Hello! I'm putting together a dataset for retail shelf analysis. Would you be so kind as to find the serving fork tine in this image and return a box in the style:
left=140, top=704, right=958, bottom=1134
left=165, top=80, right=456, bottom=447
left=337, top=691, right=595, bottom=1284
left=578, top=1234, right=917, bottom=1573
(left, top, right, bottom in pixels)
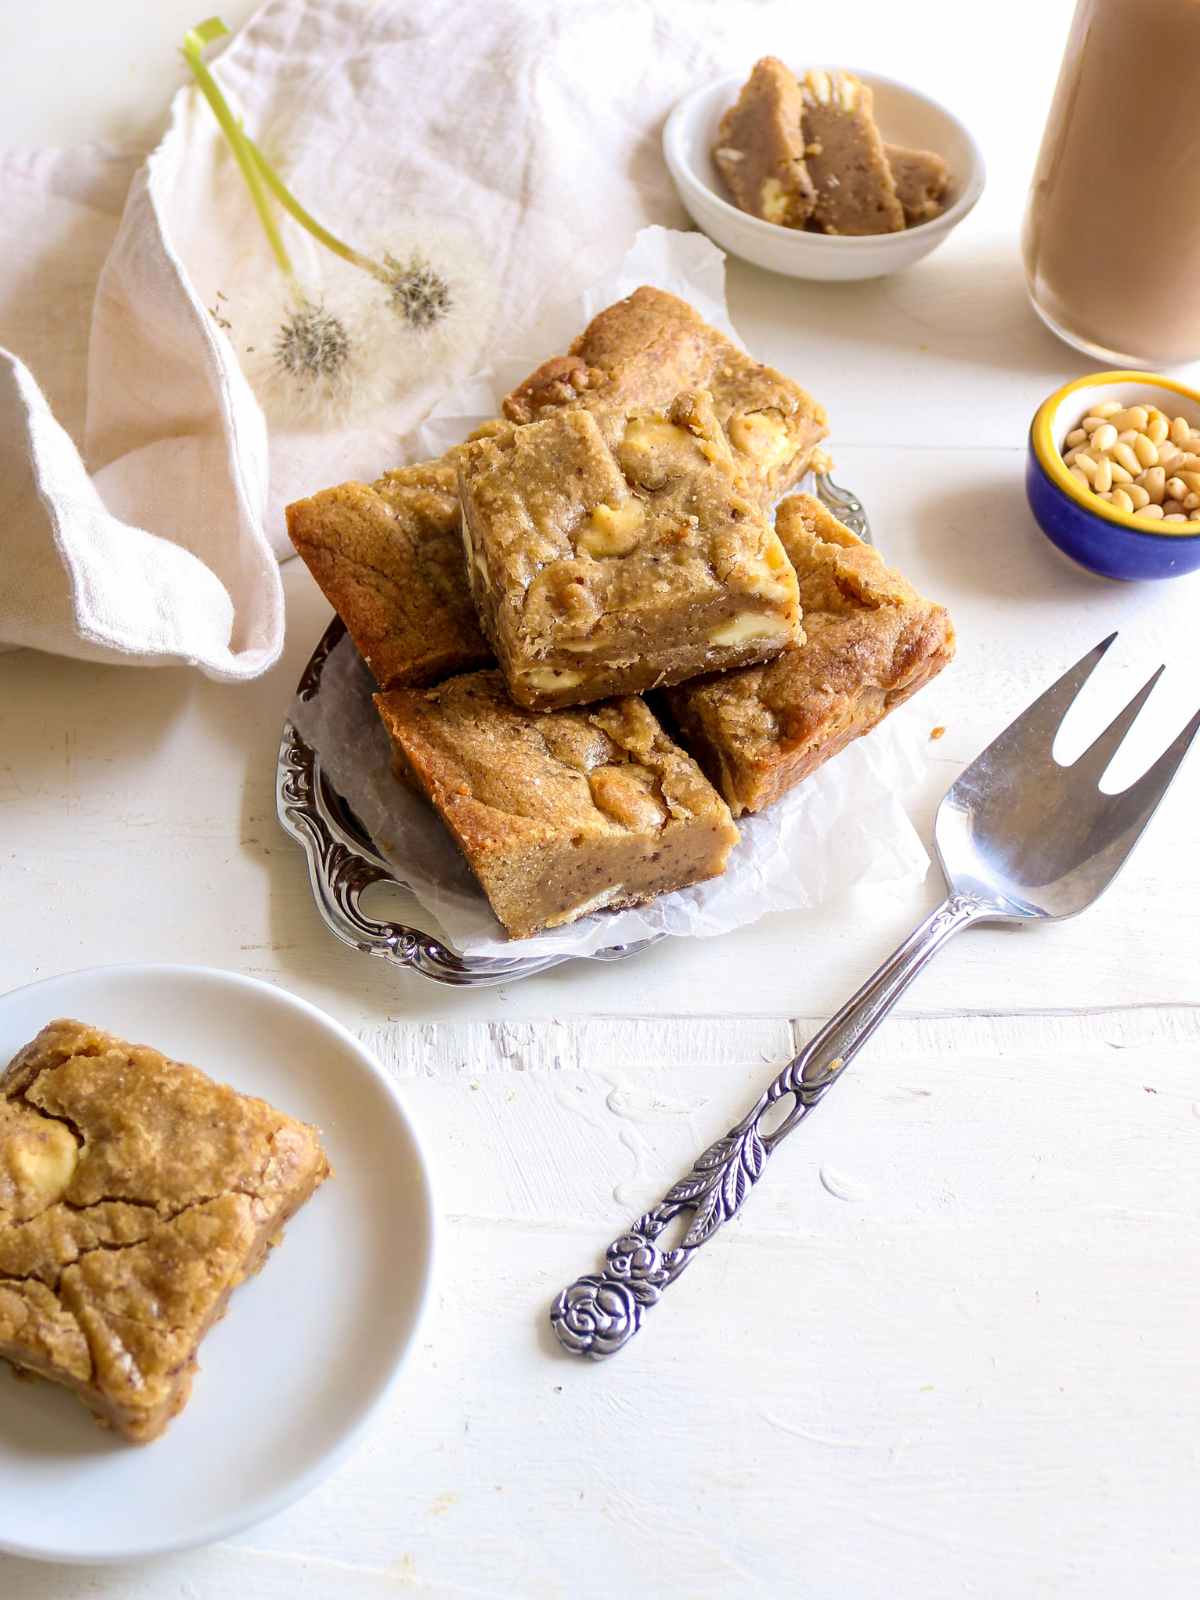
left=551, top=635, right=1200, bottom=1359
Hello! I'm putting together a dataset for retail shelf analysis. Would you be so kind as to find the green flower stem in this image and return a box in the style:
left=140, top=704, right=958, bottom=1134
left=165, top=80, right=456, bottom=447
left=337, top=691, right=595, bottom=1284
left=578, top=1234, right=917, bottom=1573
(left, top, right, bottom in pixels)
left=181, top=18, right=294, bottom=280
left=246, top=138, right=388, bottom=285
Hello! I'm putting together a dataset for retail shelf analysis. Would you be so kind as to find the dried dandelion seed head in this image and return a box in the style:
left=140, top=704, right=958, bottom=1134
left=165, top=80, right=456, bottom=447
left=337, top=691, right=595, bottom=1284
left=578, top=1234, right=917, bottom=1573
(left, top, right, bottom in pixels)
left=365, top=223, right=496, bottom=385
left=385, top=252, right=454, bottom=330
left=233, top=278, right=398, bottom=428
left=273, top=300, right=351, bottom=383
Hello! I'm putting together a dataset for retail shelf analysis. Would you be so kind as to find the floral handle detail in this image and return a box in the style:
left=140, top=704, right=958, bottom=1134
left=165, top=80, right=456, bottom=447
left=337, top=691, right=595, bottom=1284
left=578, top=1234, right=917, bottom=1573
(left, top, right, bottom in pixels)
left=550, top=894, right=988, bottom=1358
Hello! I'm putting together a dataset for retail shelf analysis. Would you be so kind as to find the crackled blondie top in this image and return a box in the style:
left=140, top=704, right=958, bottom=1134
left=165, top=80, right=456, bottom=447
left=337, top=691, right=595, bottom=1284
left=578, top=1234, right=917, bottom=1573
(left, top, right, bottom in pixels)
left=665, top=494, right=954, bottom=815
left=502, top=287, right=827, bottom=506
left=458, top=390, right=802, bottom=711
left=800, top=69, right=905, bottom=236
left=286, top=448, right=493, bottom=690
left=376, top=671, right=738, bottom=938
left=0, top=1020, right=329, bottom=1443
left=713, top=56, right=816, bottom=228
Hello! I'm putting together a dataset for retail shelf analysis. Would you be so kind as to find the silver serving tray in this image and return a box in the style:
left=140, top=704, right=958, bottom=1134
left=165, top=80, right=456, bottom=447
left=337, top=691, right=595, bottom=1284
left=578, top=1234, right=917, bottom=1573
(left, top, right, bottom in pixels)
left=276, top=474, right=870, bottom=988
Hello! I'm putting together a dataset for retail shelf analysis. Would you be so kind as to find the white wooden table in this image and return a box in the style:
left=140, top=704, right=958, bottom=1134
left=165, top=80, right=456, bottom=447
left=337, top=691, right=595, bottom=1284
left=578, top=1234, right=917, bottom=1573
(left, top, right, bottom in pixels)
left=3, top=4, right=1199, bottom=1595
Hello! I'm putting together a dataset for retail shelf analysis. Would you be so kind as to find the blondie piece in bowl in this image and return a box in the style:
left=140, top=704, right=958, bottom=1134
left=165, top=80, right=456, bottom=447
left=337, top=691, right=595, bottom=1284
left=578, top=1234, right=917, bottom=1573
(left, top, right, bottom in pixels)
left=375, top=671, right=739, bottom=939
left=286, top=451, right=492, bottom=690
left=502, top=286, right=827, bottom=507
left=0, top=1020, right=329, bottom=1443
left=458, top=390, right=802, bottom=711
left=713, top=55, right=816, bottom=229
left=800, top=70, right=905, bottom=236
left=665, top=494, right=954, bottom=815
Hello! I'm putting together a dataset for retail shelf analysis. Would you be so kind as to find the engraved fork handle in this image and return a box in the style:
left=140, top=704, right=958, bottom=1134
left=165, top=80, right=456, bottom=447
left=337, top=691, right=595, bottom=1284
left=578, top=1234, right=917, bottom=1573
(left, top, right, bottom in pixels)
left=550, top=892, right=989, bottom=1358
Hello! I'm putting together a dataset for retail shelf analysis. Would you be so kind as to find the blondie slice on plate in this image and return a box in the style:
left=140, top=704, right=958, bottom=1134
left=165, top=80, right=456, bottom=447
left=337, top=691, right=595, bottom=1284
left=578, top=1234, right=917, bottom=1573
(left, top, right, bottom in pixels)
left=375, top=671, right=738, bottom=938
left=665, top=494, right=955, bottom=815
left=0, top=1020, right=329, bottom=1443
left=712, top=55, right=817, bottom=228
left=502, top=286, right=827, bottom=506
left=286, top=450, right=492, bottom=689
left=458, top=391, right=802, bottom=711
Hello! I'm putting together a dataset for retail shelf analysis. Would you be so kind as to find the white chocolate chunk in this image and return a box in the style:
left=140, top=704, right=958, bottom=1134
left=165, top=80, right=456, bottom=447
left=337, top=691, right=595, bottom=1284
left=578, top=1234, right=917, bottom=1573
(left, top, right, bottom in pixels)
left=759, top=178, right=790, bottom=224
left=728, top=411, right=794, bottom=471
left=2, top=1115, right=78, bottom=1215
left=708, top=613, right=789, bottom=648
left=576, top=499, right=645, bottom=558
left=520, top=667, right=584, bottom=693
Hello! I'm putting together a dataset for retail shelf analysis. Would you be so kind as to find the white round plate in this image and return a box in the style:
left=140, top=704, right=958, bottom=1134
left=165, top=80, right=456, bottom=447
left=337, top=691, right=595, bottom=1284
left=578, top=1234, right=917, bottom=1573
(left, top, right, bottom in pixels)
left=0, top=964, right=435, bottom=1564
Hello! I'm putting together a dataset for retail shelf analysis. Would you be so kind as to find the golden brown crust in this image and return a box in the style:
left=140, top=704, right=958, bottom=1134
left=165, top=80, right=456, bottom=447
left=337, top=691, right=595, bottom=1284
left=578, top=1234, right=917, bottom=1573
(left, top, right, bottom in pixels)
left=375, top=671, right=738, bottom=938
left=665, top=494, right=955, bottom=814
left=502, top=287, right=827, bottom=505
left=286, top=454, right=491, bottom=690
left=713, top=56, right=817, bottom=227
left=458, top=391, right=802, bottom=711
left=0, top=1020, right=330, bottom=1443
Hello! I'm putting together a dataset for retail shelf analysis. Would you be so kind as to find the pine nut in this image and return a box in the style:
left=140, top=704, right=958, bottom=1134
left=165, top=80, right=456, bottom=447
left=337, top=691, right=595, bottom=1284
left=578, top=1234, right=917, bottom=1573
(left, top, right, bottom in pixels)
left=1125, top=405, right=1151, bottom=430
left=1164, top=513, right=1187, bottom=522
left=1147, top=414, right=1169, bottom=445
left=1125, top=483, right=1150, bottom=508
left=1095, top=401, right=1123, bottom=417
left=1118, top=429, right=1139, bottom=444
left=1157, top=443, right=1180, bottom=470
left=1185, top=493, right=1200, bottom=510
left=1133, top=434, right=1159, bottom=468
left=1138, top=503, right=1165, bottom=519
left=1074, top=453, right=1100, bottom=482
left=1166, top=477, right=1187, bottom=501
left=1191, top=509, right=1200, bottom=521
left=1092, top=458, right=1113, bottom=493
left=1066, top=428, right=1087, bottom=447
left=1110, top=488, right=1134, bottom=514
left=1140, top=466, right=1167, bottom=503
left=1090, top=423, right=1118, bottom=452
left=1069, top=465, right=1091, bottom=489
left=1109, top=462, right=1134, bottom=484
left=1171, top=416, right=1192, bottom=445
left=1178, top=471, right=1200, bottom=493
left=1174, top=454, right=1200, bottom=471
left=1163, top=500, right=1185, bottom=516
left=1112, top=442, right=1141, bottom=475
left=1082, top=415, right=1106, bottom=433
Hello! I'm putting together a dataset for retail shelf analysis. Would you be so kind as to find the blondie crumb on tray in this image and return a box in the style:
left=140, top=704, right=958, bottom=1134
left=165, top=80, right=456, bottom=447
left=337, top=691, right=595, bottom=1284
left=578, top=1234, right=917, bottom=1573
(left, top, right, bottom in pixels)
left=0, top=1020, right=329, bottom=1443
left=457, top=390, right=802, bottom=711
left=665, top=494, right=955, bottom=815
left=375, top=671, right=738, bottom=938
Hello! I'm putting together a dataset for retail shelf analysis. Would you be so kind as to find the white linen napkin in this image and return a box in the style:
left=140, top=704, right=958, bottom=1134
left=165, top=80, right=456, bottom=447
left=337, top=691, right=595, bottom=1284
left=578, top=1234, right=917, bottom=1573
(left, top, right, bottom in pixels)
left=0, top=0, right=798, bottom=681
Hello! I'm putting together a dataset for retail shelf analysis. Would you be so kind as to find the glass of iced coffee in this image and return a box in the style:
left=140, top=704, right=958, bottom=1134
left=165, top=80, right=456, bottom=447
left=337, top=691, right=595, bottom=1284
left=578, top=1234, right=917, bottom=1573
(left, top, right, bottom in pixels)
left=1023, top=0, right=1200, bottom=367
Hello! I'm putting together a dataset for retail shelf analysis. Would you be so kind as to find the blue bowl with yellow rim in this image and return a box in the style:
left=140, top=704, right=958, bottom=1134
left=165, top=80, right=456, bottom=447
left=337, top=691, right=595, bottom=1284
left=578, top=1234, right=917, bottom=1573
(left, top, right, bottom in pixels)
left=1027, top=371, right=1200, bottom=580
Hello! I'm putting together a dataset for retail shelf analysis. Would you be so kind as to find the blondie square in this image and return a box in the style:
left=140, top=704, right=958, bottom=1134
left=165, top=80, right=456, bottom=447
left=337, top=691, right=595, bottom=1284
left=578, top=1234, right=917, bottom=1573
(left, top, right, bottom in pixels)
left=0, top=1020, right=329, bottom=1443
left=800, top=70, right=905, bottom=235
left=665, top=494, right=954, bottom=815
left=458, top=390, right=802, bottom=711
left=375, top=671, right=738, bottom=938
left=286, top=449, right=492, bottom=689
left=712, top=55, right=817, bottom=228
left=502, top=286, right=827, bottom=506
left=885, top=143, right=950, bottom=226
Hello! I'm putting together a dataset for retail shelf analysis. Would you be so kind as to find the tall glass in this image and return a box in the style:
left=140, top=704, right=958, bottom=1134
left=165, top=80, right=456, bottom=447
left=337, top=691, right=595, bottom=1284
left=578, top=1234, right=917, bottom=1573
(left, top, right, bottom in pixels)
left=1023, top=0, right=1200, bottom=367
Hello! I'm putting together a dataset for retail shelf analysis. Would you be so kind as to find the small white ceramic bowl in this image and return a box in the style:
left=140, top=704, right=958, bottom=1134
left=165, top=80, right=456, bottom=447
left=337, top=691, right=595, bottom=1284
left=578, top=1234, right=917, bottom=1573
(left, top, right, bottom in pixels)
left=663, top=70, right=986, bottom=282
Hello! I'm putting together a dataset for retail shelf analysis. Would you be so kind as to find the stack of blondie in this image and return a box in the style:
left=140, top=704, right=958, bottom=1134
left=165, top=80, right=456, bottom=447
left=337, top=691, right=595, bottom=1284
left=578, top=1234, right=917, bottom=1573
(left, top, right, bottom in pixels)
left=288, top=288, right=954, bottom=939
